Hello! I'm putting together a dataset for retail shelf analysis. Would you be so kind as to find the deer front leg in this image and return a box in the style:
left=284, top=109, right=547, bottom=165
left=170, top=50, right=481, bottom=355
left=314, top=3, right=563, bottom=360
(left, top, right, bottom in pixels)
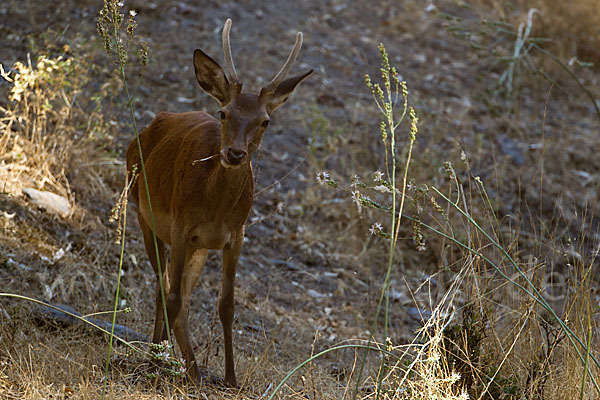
left=172, top=247, right=208, bottom=382
left=220, top=228, right=243, bottom=387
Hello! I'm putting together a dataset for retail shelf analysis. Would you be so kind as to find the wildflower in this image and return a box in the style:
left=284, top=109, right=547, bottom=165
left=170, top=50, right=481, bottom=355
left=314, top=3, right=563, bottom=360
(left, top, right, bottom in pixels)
left=175, top=357, right=187, bottom=375
left=450, top=371, right=461, bottom=383
left=400, top=80, right=407, bottom=99
left=129, top=9, right=137, bottom=16
left=460, top=150, right=467, bottom=162
left=352, top=190, right=362, bottom=212
left=316, top=171, right=329, bottom=185
left=374, top=170, right=384, bottom=182
left=379, top=120, right=388, bottom=143
left=160, top=339, right=171, bottom=350
left=350, top=174, right=360, bottom=188
left=428, top=351, right=440, bottom=363
left=139, top=42, right=149, bottom=69
left=369, top=222, right=383, bottom=236
left=409, top=106, right=418, bottom=141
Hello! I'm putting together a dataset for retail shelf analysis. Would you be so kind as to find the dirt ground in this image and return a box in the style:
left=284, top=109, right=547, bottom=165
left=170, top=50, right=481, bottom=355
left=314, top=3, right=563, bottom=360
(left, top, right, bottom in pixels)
left=1, top=0, right=599, bottom=398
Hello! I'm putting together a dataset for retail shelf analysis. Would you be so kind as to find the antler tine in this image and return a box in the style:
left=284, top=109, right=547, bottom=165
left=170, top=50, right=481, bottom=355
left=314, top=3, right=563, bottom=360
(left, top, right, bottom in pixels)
left=222, top=19, right=239, bottom=83
left=264, top=32, right=303, bottom=92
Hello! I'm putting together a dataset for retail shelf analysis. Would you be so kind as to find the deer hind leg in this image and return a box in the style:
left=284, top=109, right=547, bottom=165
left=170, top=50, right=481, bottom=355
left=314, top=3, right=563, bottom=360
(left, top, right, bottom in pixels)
left=220, top=229, right=243, bottom=387
left=137, top=213, right=169, bottom=343
left=170, top=247, right=208, bottom=382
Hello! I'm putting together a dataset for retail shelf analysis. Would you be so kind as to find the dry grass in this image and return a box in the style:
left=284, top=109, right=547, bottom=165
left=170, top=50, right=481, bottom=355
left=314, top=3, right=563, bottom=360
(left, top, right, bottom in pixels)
left=470, top=0, right=600, bottom=64
left=516, top=0, right=600, bottom=63
left=0, top=36, right=119, bottom=202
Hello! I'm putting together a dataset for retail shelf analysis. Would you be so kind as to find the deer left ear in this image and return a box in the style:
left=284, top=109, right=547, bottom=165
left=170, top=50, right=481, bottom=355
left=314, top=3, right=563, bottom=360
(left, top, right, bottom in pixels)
left=266, top=69, right=313, bottom=114
left=194, top=49, right=231, bottom=106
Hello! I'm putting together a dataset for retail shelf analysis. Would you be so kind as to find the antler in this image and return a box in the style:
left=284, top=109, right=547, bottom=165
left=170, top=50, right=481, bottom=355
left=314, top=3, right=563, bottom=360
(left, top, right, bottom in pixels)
left=222, top=19, right=239, bottom=83
left=263, top=32, right=303, bottom=92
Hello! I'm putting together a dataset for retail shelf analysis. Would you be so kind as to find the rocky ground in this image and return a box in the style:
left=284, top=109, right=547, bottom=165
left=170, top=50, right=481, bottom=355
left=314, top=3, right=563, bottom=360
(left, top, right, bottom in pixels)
left=1, top=0, right=598, bottom=398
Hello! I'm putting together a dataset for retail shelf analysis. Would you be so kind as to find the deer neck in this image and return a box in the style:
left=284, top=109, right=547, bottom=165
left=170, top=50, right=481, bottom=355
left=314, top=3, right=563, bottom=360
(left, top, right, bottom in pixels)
left=210, top=159, right=253, bottom=206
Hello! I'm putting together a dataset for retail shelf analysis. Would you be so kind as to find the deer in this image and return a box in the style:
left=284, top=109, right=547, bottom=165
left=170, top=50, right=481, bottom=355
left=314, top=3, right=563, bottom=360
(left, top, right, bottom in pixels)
left=126, top=19, right=311, bottom=387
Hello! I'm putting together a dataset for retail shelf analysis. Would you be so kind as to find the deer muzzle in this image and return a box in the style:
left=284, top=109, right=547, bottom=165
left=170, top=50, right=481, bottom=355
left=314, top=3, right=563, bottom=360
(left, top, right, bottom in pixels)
left=220, top=147, right=247, bottom=167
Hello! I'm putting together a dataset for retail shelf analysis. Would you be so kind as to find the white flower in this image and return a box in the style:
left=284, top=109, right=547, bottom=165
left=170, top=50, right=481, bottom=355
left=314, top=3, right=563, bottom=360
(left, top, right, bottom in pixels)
left=160, top=339, right=171, bottom=350
left=450, top=371, right=461, bottom=383
left=316, top=171, right=329, bottom=185
left=374, top=170, right=384, bottom=181
left=350, top=174, right=360, bottom=187
left=428, top=351, right=440, bottom=363
left=369, top=222, right=383, bottom=235
left=178, top=358, right=187, bottom=374
left=129, top=9, right=137, bottom=17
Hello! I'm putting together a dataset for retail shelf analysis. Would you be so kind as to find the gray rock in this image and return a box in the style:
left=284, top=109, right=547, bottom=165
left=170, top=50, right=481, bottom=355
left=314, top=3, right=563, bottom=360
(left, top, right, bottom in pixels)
left=22, top=188, right=70, bottom=218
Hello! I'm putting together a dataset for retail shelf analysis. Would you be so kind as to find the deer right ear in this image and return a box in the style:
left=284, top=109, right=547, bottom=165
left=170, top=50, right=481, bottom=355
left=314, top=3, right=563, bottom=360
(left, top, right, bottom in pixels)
left=194, top=49, right=230, bottom=105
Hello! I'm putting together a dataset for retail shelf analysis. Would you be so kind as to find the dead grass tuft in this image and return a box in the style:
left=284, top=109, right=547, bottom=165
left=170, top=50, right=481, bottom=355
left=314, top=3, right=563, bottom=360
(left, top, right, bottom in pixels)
left=520, top=0, right=600, bottom=64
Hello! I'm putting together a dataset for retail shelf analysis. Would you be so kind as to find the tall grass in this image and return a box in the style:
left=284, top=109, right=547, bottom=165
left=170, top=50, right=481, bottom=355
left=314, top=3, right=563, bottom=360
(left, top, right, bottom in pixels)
left=299, top=39, right=599, bottom=399
left=96, top=0, right=180, bottom=395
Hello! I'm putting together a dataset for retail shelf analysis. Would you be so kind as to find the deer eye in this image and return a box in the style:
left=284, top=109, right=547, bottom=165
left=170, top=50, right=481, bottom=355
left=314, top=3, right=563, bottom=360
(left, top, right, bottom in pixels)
left=218, top=110, right=226, bottom=120
left=261, top=119, right=270, bottom=128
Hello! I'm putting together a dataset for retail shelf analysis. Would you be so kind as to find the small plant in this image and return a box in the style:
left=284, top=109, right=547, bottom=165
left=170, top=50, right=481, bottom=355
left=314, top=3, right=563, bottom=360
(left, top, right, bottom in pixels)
left=438, top=5, right=600, bottom=119
left=149, top=340, right=187, bottom=378
left=1, top=53, right=80, bottom=196
left=271, top=43, right=427, bottom=399
left=307, top=104, right=344, bottom=168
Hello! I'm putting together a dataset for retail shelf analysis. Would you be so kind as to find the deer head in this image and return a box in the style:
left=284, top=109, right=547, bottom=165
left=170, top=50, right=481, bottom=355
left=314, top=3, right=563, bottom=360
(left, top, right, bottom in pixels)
left=193, top=19, right=313, bottom=168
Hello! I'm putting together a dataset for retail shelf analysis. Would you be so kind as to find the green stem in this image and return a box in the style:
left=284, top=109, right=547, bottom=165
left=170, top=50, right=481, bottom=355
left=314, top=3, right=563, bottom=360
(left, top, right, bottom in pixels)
left=108, top=9, right=173, bottom=353
left=579, top=301, right=593, bottom=400
left=102, top=187, right=128, bottom=398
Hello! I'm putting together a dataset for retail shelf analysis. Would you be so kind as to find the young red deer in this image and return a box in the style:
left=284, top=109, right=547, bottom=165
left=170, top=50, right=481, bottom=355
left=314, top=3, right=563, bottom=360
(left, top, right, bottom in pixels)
left=126, top=19, right=312, bottom=386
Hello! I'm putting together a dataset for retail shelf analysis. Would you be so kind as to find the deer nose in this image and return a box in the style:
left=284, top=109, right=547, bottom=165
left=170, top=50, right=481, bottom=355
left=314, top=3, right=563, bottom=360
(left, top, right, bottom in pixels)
left=227, top=148, right=247, bottom=164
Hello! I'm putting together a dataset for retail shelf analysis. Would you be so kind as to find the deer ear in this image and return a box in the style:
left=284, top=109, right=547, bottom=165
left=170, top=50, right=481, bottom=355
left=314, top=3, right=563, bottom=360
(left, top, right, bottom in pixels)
left=266, top=69, right=313, bottom=114
left=194, top=49, right=230, bottom=105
